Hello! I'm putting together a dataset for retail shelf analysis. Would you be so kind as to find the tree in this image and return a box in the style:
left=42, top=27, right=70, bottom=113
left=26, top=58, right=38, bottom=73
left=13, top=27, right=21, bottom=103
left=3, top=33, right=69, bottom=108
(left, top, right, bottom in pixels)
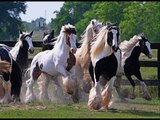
left=0, top=2, right=26, bottom=40
left=50, top=1, right=96, bottom=37
left=120, top=1, right=160, bottom=42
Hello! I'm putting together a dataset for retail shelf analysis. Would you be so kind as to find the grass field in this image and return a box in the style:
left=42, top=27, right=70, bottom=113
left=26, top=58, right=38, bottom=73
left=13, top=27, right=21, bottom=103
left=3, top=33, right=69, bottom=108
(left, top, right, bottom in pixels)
left=0, top=98, right=159, bottom=118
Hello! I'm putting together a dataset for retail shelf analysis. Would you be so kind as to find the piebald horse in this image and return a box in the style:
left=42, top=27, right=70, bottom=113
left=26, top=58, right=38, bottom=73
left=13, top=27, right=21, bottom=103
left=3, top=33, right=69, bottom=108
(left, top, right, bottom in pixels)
left=114, top=33, right=152, bottom=101
left=25, top=24, right=77, bottom=102
left=10, top=30, right=34, bottom=72
left=88, top=23, right=120, bottom=110
left=37, top=19, right=103, bottom=103
left=0, top=46, right=22, bottom=103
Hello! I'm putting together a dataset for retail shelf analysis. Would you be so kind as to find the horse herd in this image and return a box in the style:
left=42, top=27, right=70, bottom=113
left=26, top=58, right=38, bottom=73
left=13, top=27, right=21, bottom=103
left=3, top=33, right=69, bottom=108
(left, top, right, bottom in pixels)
left=0, top=19, right=153, bottom=110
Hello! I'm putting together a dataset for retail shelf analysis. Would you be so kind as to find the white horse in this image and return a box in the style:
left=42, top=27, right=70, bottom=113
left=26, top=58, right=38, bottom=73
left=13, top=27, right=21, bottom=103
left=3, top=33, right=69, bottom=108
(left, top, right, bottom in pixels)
left=25, top=24, right=77, bottom=102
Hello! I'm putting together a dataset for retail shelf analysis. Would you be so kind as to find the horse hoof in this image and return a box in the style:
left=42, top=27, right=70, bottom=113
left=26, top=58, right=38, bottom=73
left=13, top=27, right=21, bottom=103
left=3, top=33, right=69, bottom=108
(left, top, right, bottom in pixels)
left=142, top=92, right=152, bottom=101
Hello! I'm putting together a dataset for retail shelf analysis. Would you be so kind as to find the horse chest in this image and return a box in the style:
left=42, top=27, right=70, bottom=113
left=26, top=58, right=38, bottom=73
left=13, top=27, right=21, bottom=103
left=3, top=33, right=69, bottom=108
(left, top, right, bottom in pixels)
left=95, top=53, right=118, bottom=79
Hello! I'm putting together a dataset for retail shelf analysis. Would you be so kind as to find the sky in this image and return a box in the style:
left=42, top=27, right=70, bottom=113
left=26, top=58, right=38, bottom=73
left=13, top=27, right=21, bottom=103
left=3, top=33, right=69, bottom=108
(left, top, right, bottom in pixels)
left=20, top=1, right=64, bottom=24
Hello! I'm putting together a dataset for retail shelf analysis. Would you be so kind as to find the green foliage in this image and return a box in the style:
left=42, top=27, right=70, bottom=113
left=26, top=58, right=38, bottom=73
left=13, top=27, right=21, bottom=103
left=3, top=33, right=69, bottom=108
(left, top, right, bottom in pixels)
left=50, top=1, right=96, bottom=37
left=120, top=1, right=160, bottom=42
left=0, top=2, right=26, bottom=40
left=49, top=1, right=160, bottom=43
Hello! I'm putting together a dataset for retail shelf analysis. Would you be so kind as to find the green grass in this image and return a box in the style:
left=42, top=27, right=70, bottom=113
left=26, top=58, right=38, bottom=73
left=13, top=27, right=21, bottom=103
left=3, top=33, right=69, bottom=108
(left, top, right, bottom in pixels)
left=0, top=98, right=159, bottom=118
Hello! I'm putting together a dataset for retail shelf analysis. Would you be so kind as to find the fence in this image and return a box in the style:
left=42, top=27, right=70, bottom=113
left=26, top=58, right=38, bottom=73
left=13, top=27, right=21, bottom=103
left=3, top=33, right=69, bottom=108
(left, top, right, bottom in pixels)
left=0, top=41, right=160, bottom=98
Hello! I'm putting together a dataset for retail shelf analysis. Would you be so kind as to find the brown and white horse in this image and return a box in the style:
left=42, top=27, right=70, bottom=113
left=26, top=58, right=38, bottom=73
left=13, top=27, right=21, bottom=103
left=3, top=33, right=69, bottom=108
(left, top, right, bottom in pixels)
left=25, top=24, right=77, bottom=103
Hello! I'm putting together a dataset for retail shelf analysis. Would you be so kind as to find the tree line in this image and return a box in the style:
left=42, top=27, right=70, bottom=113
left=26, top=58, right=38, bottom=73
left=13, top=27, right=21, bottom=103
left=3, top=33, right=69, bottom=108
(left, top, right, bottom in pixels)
left=51, top=1, right=160, bottom=43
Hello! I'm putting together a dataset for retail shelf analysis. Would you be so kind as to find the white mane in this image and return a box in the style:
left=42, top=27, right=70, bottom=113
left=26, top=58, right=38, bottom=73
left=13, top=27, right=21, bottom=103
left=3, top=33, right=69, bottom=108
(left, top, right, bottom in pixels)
left=78, top=19, right=102, bottom=60
left=10, top=40, right=22, bottom=61
left=119, top=35, right=140, bottom=66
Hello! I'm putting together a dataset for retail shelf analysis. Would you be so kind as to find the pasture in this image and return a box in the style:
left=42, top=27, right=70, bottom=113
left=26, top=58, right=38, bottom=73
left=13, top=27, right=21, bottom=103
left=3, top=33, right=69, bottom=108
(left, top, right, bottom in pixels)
left=0, top=31, right=159, bottom=118
left=0, top=98, right=159, bottom=118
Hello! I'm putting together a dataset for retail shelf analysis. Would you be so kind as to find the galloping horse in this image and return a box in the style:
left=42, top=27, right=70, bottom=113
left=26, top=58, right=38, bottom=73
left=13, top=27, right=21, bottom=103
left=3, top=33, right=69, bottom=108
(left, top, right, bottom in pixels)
left=25, top=24, right=77, bottom=103
left=88, top=23, right=120, bottom=110
left=71, top=19, right=103, bottom=102
left=114, top=33, right=152, bottom=101
left=0, top=45, right=22, bottom=103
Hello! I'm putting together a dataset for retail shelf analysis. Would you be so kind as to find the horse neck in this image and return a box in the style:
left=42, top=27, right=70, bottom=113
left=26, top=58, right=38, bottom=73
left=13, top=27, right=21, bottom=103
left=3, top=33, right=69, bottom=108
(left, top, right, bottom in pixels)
left=76, top=27, right=93, bottom=68
left=79, top=27, right=93, bottom=57
left=127, top=46, right=141, bottom=62
left=16, top=47, right=28, bottom=69
left=53, top=33, right=70, bottom=57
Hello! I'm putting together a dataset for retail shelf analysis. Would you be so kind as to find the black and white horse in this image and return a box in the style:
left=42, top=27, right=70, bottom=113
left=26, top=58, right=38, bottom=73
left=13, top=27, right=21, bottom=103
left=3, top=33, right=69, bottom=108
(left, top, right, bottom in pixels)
left=42, top=29, right=57, bottom=51
left=10, top=30, right=34, bottom=73
left=0, top=45, right=22, bottom=103
left=114, top=33, right=152, bottom=101
left=88, top=23, right=120, bottom=110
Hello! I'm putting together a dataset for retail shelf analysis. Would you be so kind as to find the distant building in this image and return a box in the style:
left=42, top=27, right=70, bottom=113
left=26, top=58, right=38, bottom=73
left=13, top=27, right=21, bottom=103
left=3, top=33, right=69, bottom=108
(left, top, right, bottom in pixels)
left=35, top=17, right=46, bottom=29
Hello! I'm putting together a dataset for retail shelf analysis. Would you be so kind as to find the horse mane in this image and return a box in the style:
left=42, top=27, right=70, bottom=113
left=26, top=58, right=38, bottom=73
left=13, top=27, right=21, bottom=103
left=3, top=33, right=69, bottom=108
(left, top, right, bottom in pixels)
left=90, top=26, right=108, bottom=60
left=78, top=19, right=102, bottom=59
left=119, top=35, right=140, bottom=53
left=10, top=39, right=22, bottom=61
left=78, top=24, right=94, bottom=59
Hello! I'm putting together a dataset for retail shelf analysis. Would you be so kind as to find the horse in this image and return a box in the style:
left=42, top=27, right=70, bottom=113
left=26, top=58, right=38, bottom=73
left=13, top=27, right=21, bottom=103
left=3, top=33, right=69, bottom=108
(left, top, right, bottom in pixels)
left=42, top=29, right=57, bottom=51
left=0, top=45, right=22, bottom=103
left=10, top=30, right=34, bottom=73
left=7, top=30, right=34, bottom=102
left=72, top=19, right=103, bottom=100
left=37, top=19, right=103, bottom=103
left=114, top=33, right=152, bottom=101
left=88, top=23, right=120, bottom=110
left=25, top=24, right=77, bottom=103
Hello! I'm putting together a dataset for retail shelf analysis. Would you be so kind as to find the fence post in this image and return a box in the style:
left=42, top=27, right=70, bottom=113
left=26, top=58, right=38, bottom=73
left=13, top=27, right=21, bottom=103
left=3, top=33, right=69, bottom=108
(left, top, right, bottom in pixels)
left=158, top=48, right=160, bottom=99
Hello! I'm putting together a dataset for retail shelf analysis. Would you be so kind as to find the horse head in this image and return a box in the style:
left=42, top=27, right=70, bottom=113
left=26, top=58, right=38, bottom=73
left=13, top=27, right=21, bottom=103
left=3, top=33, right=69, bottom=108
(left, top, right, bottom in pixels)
left=106, top=23, right=119, bottom=52
left=91, top=19, right=103, bottom=38
left=64, top=24, right=77, bottom=54
left=138, top=33, right=152, bottom=59
left=19, top=30, right=34, bottom=54
left=42, top=29, right=55, bottom=45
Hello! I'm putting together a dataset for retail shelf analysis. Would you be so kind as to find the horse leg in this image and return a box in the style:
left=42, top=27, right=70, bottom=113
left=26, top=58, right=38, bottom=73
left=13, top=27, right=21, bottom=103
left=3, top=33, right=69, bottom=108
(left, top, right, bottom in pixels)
left=0, top=80, right=12, bottom=104
left=25, top=64, right=41, bottom=102
left=37, top=73, right=50, bottom=102
left=134, top=71, right=152, bottom=101
left=0, top=79, right=5, bottom=99
left=114, top=75, right=129, bottom=101
left=101, top=76, right=116, bottom=109
left=88, top=69, right=102, bottom=110
left=125, top=74, right=136, bottom=99
left=69, top=66, right=80, bottom=103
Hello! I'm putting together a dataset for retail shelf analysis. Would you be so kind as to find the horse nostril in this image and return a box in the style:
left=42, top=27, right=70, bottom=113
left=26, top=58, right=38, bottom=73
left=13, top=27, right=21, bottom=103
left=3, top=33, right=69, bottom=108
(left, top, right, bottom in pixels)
left=70, top=48, right=77, bottom=54
left=29, top=49, right=34, bottom=54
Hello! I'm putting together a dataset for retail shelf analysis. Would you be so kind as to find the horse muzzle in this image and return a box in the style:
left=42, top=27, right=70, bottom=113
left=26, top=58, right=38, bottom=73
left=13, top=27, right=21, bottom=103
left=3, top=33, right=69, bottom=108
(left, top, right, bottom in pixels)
left=147, top=54, right=152, bottom=59
left=29, top=48, right=34, bottom=54
left=70, top=48, right=77, bottom=54
left=112, top=46, right=119, bottom=52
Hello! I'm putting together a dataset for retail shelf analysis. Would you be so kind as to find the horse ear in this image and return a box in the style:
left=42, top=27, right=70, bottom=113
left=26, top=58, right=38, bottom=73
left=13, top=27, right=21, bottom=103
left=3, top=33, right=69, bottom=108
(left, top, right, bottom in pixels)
left=30, top=31, right=34, bottom=36
left=19, top=30, right=23, bottom=34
